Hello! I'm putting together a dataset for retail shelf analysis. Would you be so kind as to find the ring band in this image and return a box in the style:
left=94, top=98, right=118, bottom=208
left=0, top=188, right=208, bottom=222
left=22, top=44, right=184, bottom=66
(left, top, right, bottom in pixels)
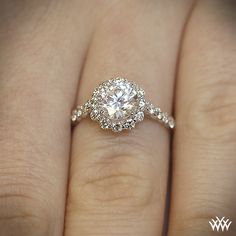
left=71, top=77, right=175, bottom=132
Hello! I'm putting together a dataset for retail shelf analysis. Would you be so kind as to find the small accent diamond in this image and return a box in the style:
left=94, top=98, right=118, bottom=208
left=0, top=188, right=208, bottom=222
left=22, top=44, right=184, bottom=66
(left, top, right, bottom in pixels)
left=112, top=123, right=123, bottom=132
left=135, top=111, right=144, bottom=122
left=168, top=117, right=175, bottom=129
left=90, top=109, right=99, bottom=120
left=71, top=114, right=77, bottom=122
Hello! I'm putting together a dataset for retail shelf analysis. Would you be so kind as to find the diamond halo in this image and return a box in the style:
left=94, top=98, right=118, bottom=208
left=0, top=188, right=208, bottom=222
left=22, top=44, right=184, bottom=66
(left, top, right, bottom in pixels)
left=71, top=77, right=175, bottom=132
left=90, top=77, right=145, bottom=132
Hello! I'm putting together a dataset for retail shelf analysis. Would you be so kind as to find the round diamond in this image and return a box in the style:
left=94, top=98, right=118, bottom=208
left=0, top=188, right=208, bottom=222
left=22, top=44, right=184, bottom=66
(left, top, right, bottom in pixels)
left=71, top=114, right=77, bottom=122
left=168, top=117, right=175, bottom=129
left=98, top=80, right=139, bottom=121
left=112, top=123, right=123, bottom=132
left=90, top=109, right=99, bottom=120
left=135, top=111, right=144, bottom=122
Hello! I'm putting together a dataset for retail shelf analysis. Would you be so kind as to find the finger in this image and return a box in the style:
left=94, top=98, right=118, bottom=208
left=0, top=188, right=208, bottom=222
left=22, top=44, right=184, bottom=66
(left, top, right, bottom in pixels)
left=65, top=1, right=193, bottom=236
left=0, top=1, right=92, bottom=235
left=168, top=1, right=236, bottom=235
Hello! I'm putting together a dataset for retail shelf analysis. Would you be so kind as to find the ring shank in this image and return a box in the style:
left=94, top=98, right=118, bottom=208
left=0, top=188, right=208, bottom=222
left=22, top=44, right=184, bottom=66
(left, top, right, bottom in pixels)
left=71, top=100, right=175, bottom=130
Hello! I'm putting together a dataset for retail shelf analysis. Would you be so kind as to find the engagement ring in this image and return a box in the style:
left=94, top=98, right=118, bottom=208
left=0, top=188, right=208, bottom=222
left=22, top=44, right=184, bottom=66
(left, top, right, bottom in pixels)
left=71, top=77, right=175, bottom=132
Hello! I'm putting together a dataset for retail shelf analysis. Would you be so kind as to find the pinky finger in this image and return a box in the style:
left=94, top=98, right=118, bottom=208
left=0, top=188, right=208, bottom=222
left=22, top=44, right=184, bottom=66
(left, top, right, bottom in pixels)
left=168, top=1, right=236, bottom=235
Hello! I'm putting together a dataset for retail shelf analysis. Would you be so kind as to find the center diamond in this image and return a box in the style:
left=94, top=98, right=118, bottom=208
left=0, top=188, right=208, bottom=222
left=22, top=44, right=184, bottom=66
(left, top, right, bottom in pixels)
left=100, top=80, right=138, bottom=121
left=91, top=78, right=145, bottom=131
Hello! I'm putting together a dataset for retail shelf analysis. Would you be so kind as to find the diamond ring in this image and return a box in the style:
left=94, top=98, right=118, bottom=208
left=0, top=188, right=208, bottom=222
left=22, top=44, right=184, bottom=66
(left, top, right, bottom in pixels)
left=71, top=77, right=175, bottom=132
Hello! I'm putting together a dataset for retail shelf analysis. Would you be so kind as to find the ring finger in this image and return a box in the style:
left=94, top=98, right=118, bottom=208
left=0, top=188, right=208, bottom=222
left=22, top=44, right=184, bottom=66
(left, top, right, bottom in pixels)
left=65, top=1, right=193, bottom=236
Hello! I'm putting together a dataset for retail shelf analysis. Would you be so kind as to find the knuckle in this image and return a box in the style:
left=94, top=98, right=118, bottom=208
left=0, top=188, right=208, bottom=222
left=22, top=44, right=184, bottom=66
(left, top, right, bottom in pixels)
left=69, top=148, right=155, bottom=211
left=184, top=80, right=236, bottom=141
left=171, top=195, right=235, bottom=235
left=0, top=189, right=50, bottom=235
left=172, top=218, right=211, bottom=235
left=0, top=161, right=56, bottom=235
left=68, top=125, right=162, bottom=213
left=173, top=215, right=225, bottom=235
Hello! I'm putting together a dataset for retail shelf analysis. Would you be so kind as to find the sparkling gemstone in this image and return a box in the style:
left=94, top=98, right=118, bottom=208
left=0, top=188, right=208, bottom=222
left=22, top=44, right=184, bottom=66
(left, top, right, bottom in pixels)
left=168, top=117, right=175, bottom=129
left=98, top=80, right=139, bottom=121
left=77, top=109, right=83, bottom=117
left=100, top=120, right=110, bottom=129
left=124, top=119, right=135, bottom=129
left=135, top=111, right=144, bottom=122
left=90, top=109, right=99, bottom=120
left=162, top=112, right=169, bottom=124
left=146, top=103, right=155, bottom=114
left=71, top=114, right=77, bottom=122
left=112, top=123, right=123, bottom=132
left=157, top=112, right=163, bottom=120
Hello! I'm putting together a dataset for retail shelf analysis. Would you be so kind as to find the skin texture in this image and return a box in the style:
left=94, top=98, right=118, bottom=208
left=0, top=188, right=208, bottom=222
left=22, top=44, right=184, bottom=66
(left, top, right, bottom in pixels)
left=0, top=0, right=235, bottom=236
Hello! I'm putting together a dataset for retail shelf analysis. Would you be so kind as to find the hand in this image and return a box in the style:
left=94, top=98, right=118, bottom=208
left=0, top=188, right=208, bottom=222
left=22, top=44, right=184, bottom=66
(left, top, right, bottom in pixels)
left=0, top=1, right=235, bottom=235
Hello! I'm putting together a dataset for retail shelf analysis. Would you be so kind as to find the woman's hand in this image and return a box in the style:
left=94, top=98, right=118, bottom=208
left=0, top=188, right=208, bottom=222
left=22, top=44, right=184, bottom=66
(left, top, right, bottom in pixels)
left=0, top=1, right=236, bottom=235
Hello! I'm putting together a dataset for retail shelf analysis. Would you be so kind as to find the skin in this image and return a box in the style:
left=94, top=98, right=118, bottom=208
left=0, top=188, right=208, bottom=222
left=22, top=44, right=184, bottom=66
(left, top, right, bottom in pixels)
left=0, top=0, right=235, bottom=235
